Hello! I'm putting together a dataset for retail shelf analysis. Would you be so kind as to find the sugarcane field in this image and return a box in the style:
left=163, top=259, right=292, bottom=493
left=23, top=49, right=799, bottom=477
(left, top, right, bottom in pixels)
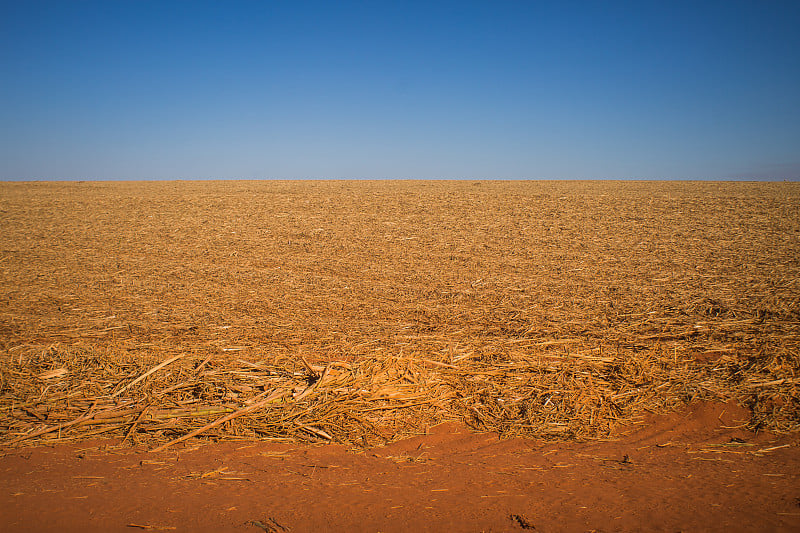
left=1, top=180, right=798, bottom=532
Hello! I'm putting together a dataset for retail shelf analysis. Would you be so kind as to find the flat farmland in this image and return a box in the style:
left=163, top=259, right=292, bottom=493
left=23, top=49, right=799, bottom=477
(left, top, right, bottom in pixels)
left=2, top=180, right=800, bottom=532
left=0, top=180, right=798, bottom=448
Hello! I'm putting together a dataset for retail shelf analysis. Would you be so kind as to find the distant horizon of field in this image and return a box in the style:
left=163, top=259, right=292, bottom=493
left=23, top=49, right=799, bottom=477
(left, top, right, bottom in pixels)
left=2, top=177, right=799, bottom=183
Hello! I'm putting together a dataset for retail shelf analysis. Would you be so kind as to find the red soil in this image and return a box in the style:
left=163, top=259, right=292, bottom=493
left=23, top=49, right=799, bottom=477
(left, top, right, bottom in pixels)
left=1, top=402, right=798, bottom=532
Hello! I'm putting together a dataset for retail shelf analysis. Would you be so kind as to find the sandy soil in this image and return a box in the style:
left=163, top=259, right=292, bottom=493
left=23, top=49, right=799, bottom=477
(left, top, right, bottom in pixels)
left=1, top=402, right=798, bottom=532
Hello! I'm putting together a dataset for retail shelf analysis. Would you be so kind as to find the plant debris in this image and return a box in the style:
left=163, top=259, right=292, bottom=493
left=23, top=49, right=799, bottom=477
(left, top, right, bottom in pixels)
left=1, top=180, right=798, bottom=449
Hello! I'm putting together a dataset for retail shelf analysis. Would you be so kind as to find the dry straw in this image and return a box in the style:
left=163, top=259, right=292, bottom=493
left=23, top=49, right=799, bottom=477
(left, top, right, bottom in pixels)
left=1, top=180, right=798, bottom=449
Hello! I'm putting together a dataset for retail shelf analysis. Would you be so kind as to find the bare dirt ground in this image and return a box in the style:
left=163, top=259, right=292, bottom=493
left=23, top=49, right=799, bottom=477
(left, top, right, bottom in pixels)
left=2, top=402, right=798, bottom=533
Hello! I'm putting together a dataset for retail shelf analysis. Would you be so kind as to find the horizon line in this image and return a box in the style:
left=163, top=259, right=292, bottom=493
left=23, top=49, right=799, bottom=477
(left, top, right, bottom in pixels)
left=2, top=177, right=799, bottom=183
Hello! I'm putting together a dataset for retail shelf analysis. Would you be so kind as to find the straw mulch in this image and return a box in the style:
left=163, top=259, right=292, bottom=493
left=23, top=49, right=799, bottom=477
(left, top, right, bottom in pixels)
left=0, top=180, right=798, bottom=449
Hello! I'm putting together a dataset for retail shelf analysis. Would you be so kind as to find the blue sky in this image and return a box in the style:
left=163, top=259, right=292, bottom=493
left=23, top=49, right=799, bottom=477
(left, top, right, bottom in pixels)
left=1, top=1, right=799, bottom=180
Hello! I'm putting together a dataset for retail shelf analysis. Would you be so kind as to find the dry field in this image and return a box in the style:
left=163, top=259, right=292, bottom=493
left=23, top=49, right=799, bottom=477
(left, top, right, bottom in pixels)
left=1, top=180, right=798, bottom=449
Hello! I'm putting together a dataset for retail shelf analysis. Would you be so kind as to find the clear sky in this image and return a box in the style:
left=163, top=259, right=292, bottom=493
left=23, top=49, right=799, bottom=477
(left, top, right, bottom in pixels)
left=1, top=0, right=799, bottom=180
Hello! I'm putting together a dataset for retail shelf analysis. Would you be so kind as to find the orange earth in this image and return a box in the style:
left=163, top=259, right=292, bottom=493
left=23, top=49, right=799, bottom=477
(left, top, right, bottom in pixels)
left=2, top=401, right=798, bottom=532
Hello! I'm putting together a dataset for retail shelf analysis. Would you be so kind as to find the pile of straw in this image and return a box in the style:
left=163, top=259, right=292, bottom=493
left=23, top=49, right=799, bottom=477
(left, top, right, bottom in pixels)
left=1, top=338, right=797, bottom=449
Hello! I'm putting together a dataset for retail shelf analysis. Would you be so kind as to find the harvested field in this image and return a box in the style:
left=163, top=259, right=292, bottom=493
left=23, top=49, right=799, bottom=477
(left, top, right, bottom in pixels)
left=1, top=180, right=798, bottom=449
